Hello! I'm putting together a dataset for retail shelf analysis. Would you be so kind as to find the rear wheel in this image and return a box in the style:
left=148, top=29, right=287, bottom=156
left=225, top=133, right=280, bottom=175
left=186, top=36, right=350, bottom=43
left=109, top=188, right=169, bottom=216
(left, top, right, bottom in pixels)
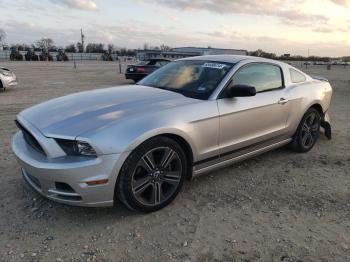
left=116, top=136, right=187, bottom=212
left=291, top=108, right=321, bottom=152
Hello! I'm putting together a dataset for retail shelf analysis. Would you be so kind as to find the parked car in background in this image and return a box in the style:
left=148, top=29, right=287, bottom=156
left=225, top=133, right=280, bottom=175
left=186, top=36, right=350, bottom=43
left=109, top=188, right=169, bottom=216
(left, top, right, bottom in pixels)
left=313, top=61, right=327, bottom=65
left=12, top=55, right=332, bottom=212
left=0, top=67, right=18, bottom=91
left=125, top=59, right=170, bottom=82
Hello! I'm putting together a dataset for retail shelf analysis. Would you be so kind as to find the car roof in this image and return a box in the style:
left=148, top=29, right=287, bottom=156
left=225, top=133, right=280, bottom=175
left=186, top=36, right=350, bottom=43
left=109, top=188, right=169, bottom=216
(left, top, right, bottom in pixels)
left=178, top=55, right=286, bottom=66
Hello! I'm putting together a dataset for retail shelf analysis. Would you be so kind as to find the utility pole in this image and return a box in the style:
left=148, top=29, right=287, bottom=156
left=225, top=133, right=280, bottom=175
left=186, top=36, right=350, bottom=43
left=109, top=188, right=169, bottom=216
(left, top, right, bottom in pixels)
left=81, top=28, right=85, bottom=53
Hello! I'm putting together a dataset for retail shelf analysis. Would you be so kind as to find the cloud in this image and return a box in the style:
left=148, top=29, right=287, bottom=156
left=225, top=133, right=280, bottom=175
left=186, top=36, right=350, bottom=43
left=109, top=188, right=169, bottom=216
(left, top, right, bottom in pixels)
left=329, top=0, right=350, bottom=8
left=2, top=20, right=79, bottom=45
left=2, top=18, right=350, bottom=57
left=141, top=0, right=329, bottom=27
left=49, top=0, right=98, bottom=11
left=198, top=28, right=350, bottom=57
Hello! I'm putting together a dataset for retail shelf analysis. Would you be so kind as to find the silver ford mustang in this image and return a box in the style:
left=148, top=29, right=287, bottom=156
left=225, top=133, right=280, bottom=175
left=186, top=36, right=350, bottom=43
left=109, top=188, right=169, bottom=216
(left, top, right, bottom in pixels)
left=11, top=55, right=332, bottom=212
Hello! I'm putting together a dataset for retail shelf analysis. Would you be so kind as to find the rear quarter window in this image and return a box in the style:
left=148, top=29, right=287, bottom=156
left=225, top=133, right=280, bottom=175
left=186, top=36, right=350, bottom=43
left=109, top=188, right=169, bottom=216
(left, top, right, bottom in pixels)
left=290, top=68, right=306, bottom=83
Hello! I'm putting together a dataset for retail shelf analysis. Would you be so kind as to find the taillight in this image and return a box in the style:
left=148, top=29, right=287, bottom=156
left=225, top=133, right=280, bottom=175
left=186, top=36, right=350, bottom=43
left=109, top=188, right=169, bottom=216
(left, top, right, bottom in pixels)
left=137, top=67, right=145, bottom=73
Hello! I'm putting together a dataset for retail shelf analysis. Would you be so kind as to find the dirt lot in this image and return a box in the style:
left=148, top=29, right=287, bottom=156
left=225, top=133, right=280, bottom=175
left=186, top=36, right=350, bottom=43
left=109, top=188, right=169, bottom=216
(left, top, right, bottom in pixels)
left=0, top=61, right=349, bottom=262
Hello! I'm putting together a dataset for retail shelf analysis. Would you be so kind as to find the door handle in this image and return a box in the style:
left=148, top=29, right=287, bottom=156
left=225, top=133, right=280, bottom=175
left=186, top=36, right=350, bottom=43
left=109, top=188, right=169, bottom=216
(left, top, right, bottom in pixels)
left=278, top=98, right=289, bottom=105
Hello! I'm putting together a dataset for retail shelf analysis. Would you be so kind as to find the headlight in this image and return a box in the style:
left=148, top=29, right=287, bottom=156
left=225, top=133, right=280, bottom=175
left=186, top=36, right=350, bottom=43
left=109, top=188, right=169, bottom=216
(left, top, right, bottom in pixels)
left=55, top=139, right=97, bottom=156
left=0, top=70, right=12, bottom=77
left=76, top=141, right=97, bottom=156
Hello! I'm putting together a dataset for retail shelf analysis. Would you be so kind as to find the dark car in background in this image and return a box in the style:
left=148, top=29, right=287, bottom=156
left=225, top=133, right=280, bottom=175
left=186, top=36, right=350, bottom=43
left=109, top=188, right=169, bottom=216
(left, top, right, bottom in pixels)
left=125, top=59, right=170, bottom=82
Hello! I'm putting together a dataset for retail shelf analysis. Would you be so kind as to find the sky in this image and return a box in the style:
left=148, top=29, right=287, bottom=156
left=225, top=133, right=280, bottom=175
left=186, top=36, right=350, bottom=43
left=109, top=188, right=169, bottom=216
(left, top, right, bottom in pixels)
left=0, top=0, right=349, bottom=57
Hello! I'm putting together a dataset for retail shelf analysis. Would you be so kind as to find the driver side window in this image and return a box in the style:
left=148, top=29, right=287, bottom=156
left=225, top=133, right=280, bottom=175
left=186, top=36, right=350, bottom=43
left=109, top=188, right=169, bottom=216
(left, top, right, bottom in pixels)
left=231, top=63, right=283, bottom=93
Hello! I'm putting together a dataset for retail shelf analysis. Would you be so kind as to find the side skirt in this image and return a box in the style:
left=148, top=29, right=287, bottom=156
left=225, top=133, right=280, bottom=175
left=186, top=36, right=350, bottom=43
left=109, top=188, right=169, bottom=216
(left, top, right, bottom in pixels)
left=192, top=138, right=292, bottom=178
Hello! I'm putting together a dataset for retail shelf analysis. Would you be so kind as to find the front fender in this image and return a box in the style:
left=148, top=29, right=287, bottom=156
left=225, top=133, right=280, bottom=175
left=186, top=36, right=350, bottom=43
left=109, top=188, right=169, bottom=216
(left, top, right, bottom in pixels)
left=122, top=127, right=197, bottom=156
left=78, top=100, right=219, bottom=164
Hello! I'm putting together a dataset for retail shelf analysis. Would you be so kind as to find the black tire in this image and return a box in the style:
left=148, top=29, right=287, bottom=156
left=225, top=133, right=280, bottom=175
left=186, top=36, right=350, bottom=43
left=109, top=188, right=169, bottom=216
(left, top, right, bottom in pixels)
left=291, top=108, right=321, bottom=153
left=116, top=136, right=187, bottom=213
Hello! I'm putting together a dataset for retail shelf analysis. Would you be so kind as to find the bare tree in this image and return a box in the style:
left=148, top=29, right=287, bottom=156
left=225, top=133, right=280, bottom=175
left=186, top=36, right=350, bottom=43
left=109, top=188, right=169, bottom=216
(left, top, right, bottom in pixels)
left=160, top=44, right=171, bottom=51
left=86, top=43, right=105, bottom=53
left=0, top=28, right=6, bottom=45
left=65, top=44, right=77, bottom=53
left=36, top=38, right=54, bottom=52
left=76, top=42, right=84, bottom=53
left=107, top=44, right=115, bottom=54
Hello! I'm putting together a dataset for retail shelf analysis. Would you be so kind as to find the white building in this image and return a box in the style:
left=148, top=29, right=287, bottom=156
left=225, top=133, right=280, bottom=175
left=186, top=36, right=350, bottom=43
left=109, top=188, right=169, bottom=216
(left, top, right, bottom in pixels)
left=171, top=47, right=247, bottom=56
left=135, top=47, right=248, bottom=61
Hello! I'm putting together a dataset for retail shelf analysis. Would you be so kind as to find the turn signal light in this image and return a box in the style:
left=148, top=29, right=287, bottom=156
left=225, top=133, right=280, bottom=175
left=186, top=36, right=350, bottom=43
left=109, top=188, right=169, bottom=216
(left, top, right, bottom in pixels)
left=86, top=179, right=109, bottom=186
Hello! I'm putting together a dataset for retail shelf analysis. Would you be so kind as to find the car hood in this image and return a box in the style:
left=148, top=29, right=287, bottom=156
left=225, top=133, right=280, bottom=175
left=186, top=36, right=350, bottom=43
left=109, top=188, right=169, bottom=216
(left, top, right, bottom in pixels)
left=18, top=85, right=198, bottom=138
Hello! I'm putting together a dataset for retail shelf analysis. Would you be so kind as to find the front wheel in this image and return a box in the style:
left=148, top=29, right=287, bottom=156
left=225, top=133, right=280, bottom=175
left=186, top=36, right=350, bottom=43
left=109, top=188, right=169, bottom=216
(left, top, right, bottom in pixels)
left=116, top=136, right=187, bottom=212
left=291, top=108, right=321, bottom=153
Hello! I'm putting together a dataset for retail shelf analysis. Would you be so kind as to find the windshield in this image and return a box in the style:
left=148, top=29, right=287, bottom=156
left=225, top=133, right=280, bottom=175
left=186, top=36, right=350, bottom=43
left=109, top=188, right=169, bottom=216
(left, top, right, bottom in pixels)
left=138, top=60, right=234, bottom=99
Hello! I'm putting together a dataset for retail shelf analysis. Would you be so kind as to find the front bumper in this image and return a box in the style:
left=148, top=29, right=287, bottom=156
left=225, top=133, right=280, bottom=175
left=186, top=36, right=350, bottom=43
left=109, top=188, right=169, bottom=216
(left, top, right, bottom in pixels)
left=125, top=73, right=147, bottom=81
left=12, top=131, right=121, bottom=207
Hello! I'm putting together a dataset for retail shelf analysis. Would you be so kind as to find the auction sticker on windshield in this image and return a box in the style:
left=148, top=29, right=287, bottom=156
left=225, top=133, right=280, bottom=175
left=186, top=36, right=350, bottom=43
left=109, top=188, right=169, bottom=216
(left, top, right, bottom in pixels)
left=202, top=63, right=227, bottom=69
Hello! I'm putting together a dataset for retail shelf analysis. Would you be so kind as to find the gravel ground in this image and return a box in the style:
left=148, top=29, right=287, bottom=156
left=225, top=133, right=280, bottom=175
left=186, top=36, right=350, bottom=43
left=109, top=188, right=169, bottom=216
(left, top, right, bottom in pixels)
left=0, top=61, right=349, bottom=262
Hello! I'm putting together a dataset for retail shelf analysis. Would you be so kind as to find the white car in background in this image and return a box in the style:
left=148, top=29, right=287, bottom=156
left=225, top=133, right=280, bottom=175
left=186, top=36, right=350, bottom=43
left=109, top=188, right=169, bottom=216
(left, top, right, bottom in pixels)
left=0, top=67, right=18, bottom=91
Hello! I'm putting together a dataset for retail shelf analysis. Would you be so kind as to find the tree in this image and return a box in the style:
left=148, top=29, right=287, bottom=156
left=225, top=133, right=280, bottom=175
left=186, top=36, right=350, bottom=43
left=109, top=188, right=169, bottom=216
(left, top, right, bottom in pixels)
left=107, top=44, right=115, bottom=54
left=248, top=49, right=276, bottom=59
left=0, top=29, right=6, bottom=45
left=160, top=44, right=171, bottom=51
left=36, top=38, right=54, bottom=52
left=127, top=49, right=135, bottom=56
left=86, top=43, right=105, bottom=53
left=118, top=47, right=127, bottom=56
left=65, top=44, right=77, bottom=53
left=77, top=42, right=84, bottom=53
left=343, top=56, right=350, bottom=62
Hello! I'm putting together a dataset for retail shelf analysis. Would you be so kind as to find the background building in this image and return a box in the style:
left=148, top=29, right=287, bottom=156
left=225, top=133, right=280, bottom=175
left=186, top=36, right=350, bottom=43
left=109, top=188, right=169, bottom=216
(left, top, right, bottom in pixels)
left=171, top=47, right=247, bottom=56
left=136, top=47, right=248, bottom=61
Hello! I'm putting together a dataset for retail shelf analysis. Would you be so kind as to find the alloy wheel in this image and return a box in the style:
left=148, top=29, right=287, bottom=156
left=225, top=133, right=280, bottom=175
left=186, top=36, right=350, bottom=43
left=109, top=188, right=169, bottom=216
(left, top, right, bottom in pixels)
left=301, top=112, right=320, bottom=149
left=131, top=147, right=182, bottom=207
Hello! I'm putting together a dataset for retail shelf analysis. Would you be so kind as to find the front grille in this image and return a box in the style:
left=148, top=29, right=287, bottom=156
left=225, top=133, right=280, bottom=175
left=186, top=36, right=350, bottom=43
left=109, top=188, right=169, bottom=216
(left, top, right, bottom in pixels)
left=15, top=120, right=46, bottom=156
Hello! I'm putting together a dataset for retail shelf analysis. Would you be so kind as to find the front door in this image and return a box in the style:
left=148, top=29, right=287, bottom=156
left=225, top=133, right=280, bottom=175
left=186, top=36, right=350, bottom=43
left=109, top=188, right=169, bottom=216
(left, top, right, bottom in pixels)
left=217, top=62, right=291, bottom=155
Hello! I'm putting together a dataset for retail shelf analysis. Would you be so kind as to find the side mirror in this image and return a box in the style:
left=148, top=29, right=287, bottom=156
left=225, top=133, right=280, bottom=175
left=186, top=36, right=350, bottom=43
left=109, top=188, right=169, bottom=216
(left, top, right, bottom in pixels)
left=226, top=84, right=256, bottom=98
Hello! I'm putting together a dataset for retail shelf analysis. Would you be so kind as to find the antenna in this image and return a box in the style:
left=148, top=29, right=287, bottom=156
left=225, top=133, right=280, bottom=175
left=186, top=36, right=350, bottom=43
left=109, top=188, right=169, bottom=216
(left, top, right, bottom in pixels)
left=81, top=28, right=85, bottom=53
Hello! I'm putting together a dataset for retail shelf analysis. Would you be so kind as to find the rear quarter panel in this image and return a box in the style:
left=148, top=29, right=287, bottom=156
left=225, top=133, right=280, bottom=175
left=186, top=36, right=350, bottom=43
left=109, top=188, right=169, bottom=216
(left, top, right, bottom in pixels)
left=285, top=78, right=332, bottom=136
